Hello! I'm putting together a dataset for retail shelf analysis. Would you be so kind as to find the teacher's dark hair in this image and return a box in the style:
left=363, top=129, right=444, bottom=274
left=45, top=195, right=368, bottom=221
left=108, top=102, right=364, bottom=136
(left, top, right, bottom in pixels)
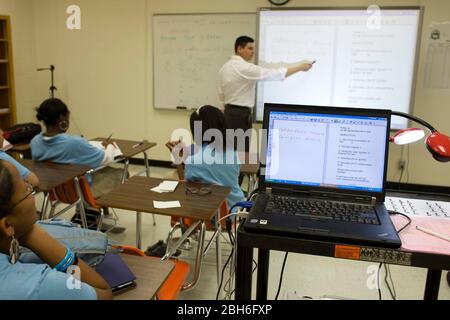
left=235, top=36, right=254, bottom=53
left=35, top=98, right=69, bottom=127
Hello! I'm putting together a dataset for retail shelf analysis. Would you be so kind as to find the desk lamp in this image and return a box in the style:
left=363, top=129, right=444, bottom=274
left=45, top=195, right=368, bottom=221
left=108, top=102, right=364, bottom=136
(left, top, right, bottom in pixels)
left=390, top=111, right=450, bottom=162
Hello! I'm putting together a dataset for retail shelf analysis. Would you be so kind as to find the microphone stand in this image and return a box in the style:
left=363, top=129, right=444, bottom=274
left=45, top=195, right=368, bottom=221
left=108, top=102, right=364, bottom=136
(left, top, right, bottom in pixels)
left=37, top=65, right=57, bottom=98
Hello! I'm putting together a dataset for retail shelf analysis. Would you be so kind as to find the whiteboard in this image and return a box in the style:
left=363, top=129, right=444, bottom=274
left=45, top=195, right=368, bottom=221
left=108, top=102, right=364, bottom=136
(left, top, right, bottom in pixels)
left=153, top=13, right=256, bottom=110
left=256, top=7, right=423, bottom=129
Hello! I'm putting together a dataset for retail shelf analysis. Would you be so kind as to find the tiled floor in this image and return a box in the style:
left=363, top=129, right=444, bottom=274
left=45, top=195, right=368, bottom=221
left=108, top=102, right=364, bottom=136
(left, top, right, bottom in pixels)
left=35, top=164, right=450, bottom=300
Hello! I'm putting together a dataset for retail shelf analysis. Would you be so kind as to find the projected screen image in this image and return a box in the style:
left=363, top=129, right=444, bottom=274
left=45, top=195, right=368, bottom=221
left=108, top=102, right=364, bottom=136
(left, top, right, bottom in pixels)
left=256, top=8, right=422, bottom=129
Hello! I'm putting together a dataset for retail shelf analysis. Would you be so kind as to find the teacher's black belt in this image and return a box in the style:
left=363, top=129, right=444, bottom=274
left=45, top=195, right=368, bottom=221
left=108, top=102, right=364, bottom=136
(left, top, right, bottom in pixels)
left=225, top=104, right=251, bottom=110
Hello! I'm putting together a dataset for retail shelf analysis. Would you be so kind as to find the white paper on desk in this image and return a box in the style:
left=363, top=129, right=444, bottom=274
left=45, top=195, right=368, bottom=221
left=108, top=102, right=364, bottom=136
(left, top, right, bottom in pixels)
left=159, top=181, right=178, bottom=191
left=151, top=181, right=178, bottom=193
left=391, top=215, right=450, bottom=255
left=153, top=201, right=181, bottom=209
left=89, top=140, right=123, bottom=159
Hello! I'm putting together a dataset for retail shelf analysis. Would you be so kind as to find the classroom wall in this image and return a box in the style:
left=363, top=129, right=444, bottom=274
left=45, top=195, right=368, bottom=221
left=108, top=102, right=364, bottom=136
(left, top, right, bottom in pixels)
left=0, top=0, right=39, bottom=124
left=8, top=0, right=450, bottom=186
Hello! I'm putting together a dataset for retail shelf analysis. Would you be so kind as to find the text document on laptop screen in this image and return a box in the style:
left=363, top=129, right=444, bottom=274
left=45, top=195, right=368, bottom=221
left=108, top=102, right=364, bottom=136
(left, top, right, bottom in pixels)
left=265, top=111, right=388, bottom=192
left=256, top=8, right=422, bottom=129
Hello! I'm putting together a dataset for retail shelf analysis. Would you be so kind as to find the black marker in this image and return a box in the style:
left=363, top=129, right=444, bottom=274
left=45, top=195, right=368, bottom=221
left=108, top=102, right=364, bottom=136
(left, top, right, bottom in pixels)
left=176, top=106, right=187, bottom=110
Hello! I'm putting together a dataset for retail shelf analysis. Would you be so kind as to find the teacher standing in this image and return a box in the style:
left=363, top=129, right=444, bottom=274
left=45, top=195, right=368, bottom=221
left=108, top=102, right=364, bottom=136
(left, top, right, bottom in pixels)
left=218, top=35, right=313, bottom=152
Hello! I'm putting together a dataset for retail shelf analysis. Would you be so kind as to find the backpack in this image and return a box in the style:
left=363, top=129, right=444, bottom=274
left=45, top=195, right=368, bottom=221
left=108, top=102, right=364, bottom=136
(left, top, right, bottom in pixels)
left=3, top=123, right=42, bottom=144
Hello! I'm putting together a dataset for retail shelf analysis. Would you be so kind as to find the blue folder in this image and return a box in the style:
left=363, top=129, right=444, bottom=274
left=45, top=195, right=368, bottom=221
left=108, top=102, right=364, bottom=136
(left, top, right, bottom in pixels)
left=95, top=253, right=136, bottom=293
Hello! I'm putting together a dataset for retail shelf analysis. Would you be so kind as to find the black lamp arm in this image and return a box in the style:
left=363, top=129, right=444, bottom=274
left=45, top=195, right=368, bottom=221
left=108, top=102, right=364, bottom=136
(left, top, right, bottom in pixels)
left=391, top=111, right=437, bottom=133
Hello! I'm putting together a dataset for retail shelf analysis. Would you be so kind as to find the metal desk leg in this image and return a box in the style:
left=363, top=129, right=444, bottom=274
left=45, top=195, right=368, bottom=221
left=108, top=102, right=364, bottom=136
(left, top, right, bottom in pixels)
left=181, top=222, right=206, bottom=291
left=121, top=159, right=130, bottom=184
left=248, top=174, right=255, bottom=195
left=235, top=242, right=254, bottom=300
left=256, top=249, right=270, bottom=300
left=74, top=177, right=88, bottom=229
left=143, top=151, right=150, bottom=177
left=424, top=269, right=442, bottom=300
left=143, top=151, right=156, bottom=226
left=40, top=192, right=49, bottom=220
left=136, top=212, right=142, bottom=250
left=215, top=209, right=222, bottom=288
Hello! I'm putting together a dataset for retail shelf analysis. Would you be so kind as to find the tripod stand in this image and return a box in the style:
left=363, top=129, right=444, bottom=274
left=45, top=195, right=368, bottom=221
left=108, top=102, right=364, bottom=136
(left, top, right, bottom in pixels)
left=37, top=65, right=57, bottom=98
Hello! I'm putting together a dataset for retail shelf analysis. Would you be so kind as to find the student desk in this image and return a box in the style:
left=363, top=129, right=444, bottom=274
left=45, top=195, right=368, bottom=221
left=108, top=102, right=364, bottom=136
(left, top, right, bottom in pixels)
left=235, top=187, right=450, bottom=301
left=114, top=254, right=174, bottom=300
left=18, top=159, right=91, bottom=226
left=96, top=176, right=231, bottom=290
left=9, top=143, right=31, bottom=159
left=91, top=138, right=157, bottom=183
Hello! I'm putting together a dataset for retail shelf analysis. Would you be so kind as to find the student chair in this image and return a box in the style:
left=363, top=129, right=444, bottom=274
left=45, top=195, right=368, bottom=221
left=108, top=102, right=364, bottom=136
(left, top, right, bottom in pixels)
left=114, top=245, right=190, bottom=300
left=163, top=163, right=234, bottom=290
left=45, top=175, right=112, bottom=231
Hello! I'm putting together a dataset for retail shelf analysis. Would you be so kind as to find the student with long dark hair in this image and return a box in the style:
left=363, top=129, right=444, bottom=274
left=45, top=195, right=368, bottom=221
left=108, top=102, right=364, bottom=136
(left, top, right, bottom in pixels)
left=167, top=105, right=245, bottom=208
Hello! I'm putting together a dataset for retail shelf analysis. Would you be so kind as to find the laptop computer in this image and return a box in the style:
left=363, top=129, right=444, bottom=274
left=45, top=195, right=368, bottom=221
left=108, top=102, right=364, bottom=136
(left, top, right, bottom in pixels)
left=244, top=104, right=401, bottom=248
left=95, top=253, right=137, bottom=294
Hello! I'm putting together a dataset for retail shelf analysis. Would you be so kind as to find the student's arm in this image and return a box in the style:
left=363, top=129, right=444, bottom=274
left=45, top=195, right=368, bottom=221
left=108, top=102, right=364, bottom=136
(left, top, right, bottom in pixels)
left=0, top=151, right=39, bottom=186
left=20, top=224, right=113, bottom=300
left=74, top=138, right=105, bottom=168
left=285, top=62, right=313, bottom=77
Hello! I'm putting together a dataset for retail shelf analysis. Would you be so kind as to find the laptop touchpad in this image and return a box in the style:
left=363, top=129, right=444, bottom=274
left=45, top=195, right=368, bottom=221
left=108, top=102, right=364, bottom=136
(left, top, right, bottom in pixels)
left=298, top=226, right=330, bottom=233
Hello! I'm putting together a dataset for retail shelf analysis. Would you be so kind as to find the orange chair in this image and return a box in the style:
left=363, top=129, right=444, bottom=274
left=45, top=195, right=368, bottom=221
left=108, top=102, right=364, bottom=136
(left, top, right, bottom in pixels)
left=46, top=176, right=110, bottom=230
left=114, top=245, right=190, bottom=300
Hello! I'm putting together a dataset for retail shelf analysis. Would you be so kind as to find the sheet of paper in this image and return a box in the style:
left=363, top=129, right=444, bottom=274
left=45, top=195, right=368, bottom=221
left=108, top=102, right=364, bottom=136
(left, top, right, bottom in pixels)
left=153, top=200, right=181, bottom=209
left=1, top=139, right=12, bottom=151
left=89, top=140, right=123, bottom=159
left=150, top=181, right=179, bottom=193
left=158, top=180, right=179, bottom=192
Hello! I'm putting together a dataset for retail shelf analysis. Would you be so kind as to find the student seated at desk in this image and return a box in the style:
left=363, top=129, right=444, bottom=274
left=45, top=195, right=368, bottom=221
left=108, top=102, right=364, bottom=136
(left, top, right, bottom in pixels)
left=166, top=105, right=245, bottom=209
left=0, top=129, right=39, bottom=187
left=30, top=98, right=121, bottom=198
left=0, top=160, right=112, bottom=300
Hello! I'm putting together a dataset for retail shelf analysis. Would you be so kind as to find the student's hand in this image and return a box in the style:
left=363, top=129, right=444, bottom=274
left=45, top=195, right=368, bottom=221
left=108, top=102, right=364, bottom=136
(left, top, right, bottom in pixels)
left=101, top=140, right=115, bottom=148
left=165, top=140, right=187, bottom=164
left=165, top=140, right=179, bottom=152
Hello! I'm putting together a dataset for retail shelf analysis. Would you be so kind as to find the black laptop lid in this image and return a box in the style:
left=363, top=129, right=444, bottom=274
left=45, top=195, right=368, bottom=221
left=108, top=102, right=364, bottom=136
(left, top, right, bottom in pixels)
left=261, top=104, right=391, bottom=202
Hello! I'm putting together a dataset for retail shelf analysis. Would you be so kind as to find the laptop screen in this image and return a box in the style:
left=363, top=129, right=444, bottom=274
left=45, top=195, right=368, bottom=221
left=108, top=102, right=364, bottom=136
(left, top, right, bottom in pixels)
left=264, top=105, right=389, bottom=193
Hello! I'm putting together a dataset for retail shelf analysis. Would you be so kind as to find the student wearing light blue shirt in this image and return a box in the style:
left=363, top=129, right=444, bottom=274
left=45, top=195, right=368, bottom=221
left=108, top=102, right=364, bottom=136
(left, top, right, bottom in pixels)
left=30, top=98, right=121, bottom=199
left=0, top=160, right=112, bottom=300
left=166, top=105, right=245, bottom=209
left=30, top=98, right=114, bottom=168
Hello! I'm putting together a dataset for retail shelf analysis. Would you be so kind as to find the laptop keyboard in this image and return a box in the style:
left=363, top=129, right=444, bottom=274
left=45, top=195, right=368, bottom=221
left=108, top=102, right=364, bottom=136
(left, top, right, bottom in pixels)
left=266, top=195, right=380, bottom=225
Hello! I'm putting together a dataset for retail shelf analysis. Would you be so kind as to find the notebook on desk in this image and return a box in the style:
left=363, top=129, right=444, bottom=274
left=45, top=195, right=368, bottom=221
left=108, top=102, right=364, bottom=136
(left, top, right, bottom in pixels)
left=95, top=253, right=136, bottom=294
left=244, top=104, right=401, bottom=248
left=89, top=140, right=123, bottom=159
